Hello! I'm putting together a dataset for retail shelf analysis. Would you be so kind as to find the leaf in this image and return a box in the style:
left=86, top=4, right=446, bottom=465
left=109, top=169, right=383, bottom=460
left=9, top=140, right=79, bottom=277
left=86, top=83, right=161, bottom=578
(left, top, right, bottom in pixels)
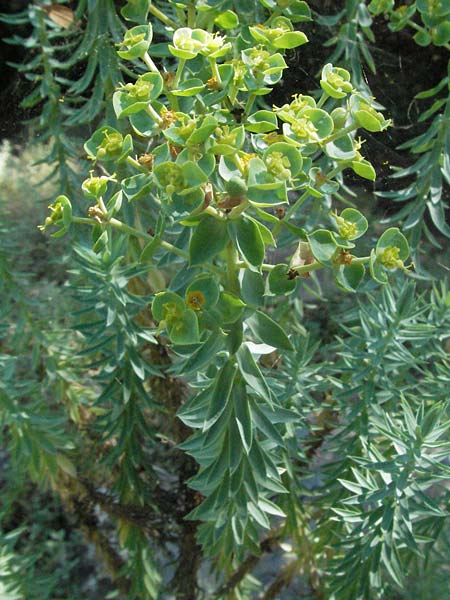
left=186, top=275, right=220, bottom=309
left=258, top=498, right=286, bottom=518
left=246, top=310, right=294, bottom=351
left=167, top=309, right=200, bottom=345
left=204, top=360, right=238, bottom=429
left=247, top=502, right=270, bottom=529
left=307, top=229, right=338, bottom=264
left=228, top=216, right=265, bottom=271
left=189, top=216, right=229, bottom=265
left=121, top=0, right=151, bottom=23
left=233, top=387, right=253, bottom=454
left=172, top=331, right=225, bottom=376
left=352, top=159, right=376, bottom=181
left=241, top=270, right=265, bottom=306
left=251, top=402, right=284, bottom=446
left=152, top=291, right=185, bottom=321
left=214, top=292, right=246, bottom=324
left=214, top=10, right=239, bottom=29
left=334, top=262, right=365, bottom=293
left=267, top=264, right=297, bottom=295
left=236, top=345, right=272, bottom=405
left=245, top=110, right=278, bottom=133
left=325, top=134, right=356, bottom=160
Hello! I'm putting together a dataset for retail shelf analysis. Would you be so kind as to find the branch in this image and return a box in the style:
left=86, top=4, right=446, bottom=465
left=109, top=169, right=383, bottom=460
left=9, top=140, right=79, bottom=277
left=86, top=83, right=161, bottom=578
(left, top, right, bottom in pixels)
left=214, top=530, right=280, bottom=597
left=260, top=560, right=297, bottom=600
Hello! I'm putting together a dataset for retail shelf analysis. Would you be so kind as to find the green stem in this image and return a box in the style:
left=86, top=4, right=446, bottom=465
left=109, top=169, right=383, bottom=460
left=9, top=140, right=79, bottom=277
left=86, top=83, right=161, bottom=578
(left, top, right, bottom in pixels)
left=167, top=92, right=180, bottom=112
left=225, top=241, right=240, bottom=294
left=243, top=93, right=256, bottom=117
left=227, top=200, right=250, bottom=220
left=142, top=52, right=159, bottom=74
left=173, top=58, right=186, bottom=88
left=146, top=103, right=163, bottom=124
left=73, top=217, right=223, bottom=275
left=109, top=218, right=187, bottom=259
left=322, top=123, right=358, bottom=144
left=187, top=5, right=196, bottom=28
left=126, top=156, right=148, bottom=173
left=350, top=256, right=370, bottom=265
left=203, top=206, right=225, bottom=220
left=316, top=92, right=329, bottom=109
left=209, top=58, right=222, bottom=85
left=272, top=190, right=310, bottom=237
left=261, top=263, right=275, bottom=272
left=98, top=196, right=108, bottom=215
left=148, top=4, right=178, bottom=29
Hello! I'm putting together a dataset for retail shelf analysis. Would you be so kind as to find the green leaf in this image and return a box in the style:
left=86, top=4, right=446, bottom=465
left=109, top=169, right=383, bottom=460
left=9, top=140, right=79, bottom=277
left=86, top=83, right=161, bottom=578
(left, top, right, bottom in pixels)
left=352, top=159, right=376, bottom=181
left=152, top=291, right=185, bottom=321
left=333, top=262, right=365, bottom=292
left=245, top=110, right=278, bottom=133
left=121, top=0, right=151, bottom=23
left=214, top=292, right=246, bottom=324
left=335, top=208, right=368, bottom=240
left=172, top=78, right=205, bottom=97
left=233, top=387, right=253, bottom=454
left=258, top=498, right=286, bottom=518
left=204, top=360, right=237, bottom=429
left=173, top=331, right=225, bottom=377
left=241, top=270, right=265, bottom=306
left=186, top=275, right=220, bottom=310
left=267, top=264, right=297, bottom=296
left=325, top=133, right=356, bottom=160
left=369, top=249, right=388, bottom=284
left=376, top=227, right=409, bottom=259
left=246, top=310, right=294, bottom=351
left=189, top=216, right=229, bottom=265
left=236, top=345, right=272, bottom=404
left=214, top=10, right=239, bottom=29
left=307, top=229, right=338, bottom=264
left=117, top=24, right=152, bottom=60
left=113, top=73, right=163, bottom=118
left=228, top=217, right=265, bottom=271
left=167, top=309, right=200, bottom=345
left=274, top=30, right=308, bottom=49
left=121, top=173, right=153, bottom=202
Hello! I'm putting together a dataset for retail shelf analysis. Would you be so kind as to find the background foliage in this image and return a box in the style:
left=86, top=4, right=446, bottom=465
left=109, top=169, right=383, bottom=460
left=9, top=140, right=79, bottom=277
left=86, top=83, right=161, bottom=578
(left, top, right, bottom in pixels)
left=0, top=1, right=449, bottom=599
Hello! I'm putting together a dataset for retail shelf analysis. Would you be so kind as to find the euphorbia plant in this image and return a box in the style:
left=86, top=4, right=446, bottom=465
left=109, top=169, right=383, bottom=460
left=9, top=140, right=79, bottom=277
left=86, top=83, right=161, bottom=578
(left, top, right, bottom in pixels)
left=41, top=0, right=411, bottom=574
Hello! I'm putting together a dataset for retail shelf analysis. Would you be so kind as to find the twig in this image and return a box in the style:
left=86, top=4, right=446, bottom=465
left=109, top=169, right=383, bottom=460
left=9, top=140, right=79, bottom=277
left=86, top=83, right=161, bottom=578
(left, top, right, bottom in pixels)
left=214, top=530, right=281, bottom=597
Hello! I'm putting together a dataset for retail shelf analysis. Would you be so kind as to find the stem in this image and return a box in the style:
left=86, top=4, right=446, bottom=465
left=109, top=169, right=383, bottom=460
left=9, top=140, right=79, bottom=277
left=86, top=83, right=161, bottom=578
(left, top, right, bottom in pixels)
left=173, top=58, right=186, bottom=88
left=322, top=123, right=358, bottom=144
left=187, top=5, right=196, bottom=28
left=126, top=155, right=148, bottom=173
left=109, top=218, right=187, bottom=259
left=316, top=92, right=329, bottom=109
left=73, top=217, right=223, bottom=275
left=272, top=190, right=310, bottom=237
left=225, top=241, right=240, bottom=294
left=209, top=58, right=222, bottom=85
left=148, top=4, right=178, bottom=29
left=146, top=103, right=163, bottom=124
left=142, top=52, right=159, bottom=74
left=227, top=199, right=250, bottom=220
left=243, top=93, right=256, bottom=117
left=350, top=256, right=370, bottom=265
left=98, top=196, right=108, bottom=215
left=167, top=91, right=180, bottom=112
left=203, top=205, right=225, bottom=220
